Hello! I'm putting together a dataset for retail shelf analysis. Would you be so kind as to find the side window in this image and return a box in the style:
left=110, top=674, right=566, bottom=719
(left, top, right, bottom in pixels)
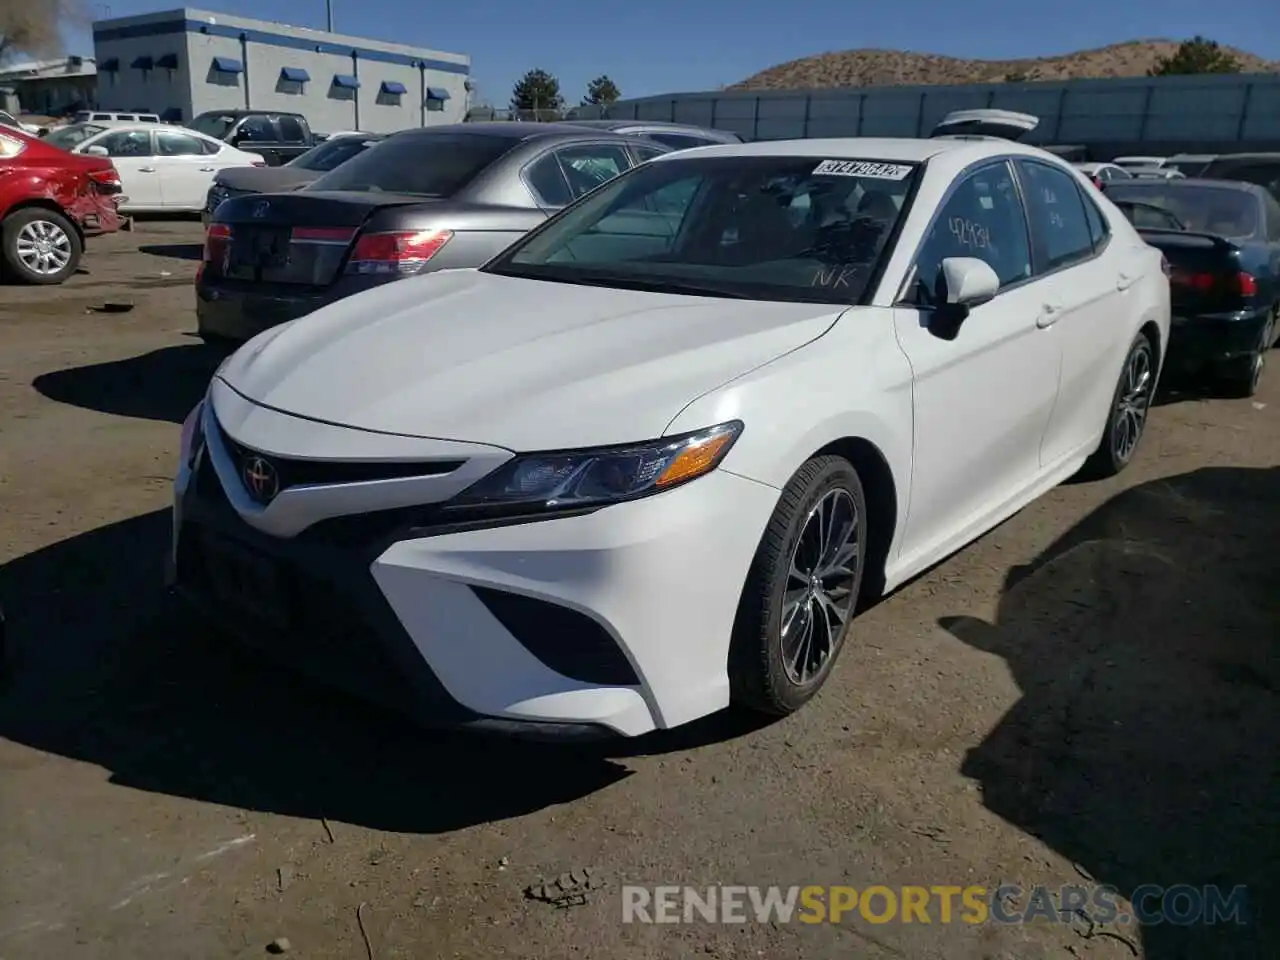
left=199, top=137, right=223, bottom=155
left=96, top=130, right=155, bottom=158
left=236, top=116, right=276, bottom=141
left=630, top=145, right=665, bottom=163
left=1080, top=187, right=1110, bottom=251
left=277, top=116, right=306, bottom=142
left=156, top=131, right=205, bottom=156
left=1016, top=160, right=1096, bottom=272
left=908, top=161, right=1032, bottom=305
left=1265, top=195, right=1280, bottom=242
left=525, top=152, right=572, bottom=206
left=556, top=144, right=634, bottom=199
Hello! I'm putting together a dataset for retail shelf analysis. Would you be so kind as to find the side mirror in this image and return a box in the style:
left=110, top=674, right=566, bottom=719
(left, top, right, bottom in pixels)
left=84, top=144, right=110, bottom=157
left=929, top=257, right=1000, bottom=340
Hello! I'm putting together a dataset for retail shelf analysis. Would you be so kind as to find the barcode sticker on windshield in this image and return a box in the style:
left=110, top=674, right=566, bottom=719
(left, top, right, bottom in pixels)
left=812, top=160, right=913, bottom=180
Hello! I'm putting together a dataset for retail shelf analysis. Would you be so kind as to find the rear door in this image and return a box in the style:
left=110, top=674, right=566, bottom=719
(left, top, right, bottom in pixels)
left=154, top=129, right=220, bottom=209
left=1015, top=158, right=1132, bottom=468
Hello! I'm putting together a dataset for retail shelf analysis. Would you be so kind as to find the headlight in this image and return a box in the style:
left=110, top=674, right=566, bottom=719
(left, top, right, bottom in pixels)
left=448, top=421, right=742, bottom=513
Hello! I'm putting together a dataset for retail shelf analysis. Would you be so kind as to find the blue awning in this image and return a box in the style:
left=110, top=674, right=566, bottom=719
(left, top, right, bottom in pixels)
left=425, top=86, right=451, bottom=101
left=99, top=57, right=119, bottom=71
left=332, top=74, right=360, bottom=89
left=156, top=53, right=179, bottom=69
left=131, top=55, right=154, bottom=70
left=211, top=56, right=243, bottom=73
left=280, top=66, right=310, bottom=82
left=380, top=80, right=407, bottom=95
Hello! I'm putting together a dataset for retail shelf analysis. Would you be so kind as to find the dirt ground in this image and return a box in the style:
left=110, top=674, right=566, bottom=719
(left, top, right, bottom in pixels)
left=1, top=222, right=1277, bottom=960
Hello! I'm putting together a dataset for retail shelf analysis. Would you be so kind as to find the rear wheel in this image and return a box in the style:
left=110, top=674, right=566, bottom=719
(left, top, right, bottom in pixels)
left=1, top=208, right=82, bottom=285
left=1081, top=330, right=1155, bottom=479
left=730, top=456, right=867, bottom=716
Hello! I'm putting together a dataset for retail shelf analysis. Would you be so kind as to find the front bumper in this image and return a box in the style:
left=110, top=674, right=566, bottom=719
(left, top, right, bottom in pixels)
left=195, top=273, right=395, bottom=342
left=170, top=401, right=780, bottom=736
left=1167, top=305, right=1272, bottom=372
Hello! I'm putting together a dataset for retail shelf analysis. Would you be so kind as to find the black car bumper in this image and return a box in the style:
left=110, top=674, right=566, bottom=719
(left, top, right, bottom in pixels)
left=1167, top=305, right=1273, bottom=373
left=169, top=450, right=613, bottom=740
left=195, top=274, right=395, bottom=342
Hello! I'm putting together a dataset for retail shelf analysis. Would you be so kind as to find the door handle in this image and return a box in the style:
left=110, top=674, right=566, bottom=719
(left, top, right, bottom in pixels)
left=1116, top=271, right=1138, bottom=291
left=138, top=166, right=156, bottom=173
left=1036, top=303, right=1062, bottom=328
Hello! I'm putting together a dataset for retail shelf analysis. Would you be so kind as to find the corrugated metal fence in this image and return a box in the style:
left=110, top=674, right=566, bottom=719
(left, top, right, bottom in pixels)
left=575, top=72, right=1280, bottom=151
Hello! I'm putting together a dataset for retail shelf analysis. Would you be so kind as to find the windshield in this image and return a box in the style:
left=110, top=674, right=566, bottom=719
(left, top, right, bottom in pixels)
left=485, top=155, right=919, bottom=305
left=44, top=123, right=108, bottom=151
left=288, top=136, right=380, bottom=172
left=307, top=132, right=515, bottom=197
left=188, top=112, right=238, bottom=140
left=1105, top=184, right=1260, bottom=239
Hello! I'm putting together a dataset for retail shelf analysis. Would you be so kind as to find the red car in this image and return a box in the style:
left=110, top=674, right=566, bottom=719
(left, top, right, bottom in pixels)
left=0, top=126, right=125, bottom=284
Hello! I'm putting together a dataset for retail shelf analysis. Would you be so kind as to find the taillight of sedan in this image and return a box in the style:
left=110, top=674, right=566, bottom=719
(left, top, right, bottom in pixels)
left=344, top=229, right=453, bottom=276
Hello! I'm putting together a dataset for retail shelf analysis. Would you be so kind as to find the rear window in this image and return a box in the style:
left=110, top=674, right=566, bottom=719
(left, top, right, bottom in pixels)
left=307, top=132, right=515, bottom=197
left=1105, top=184, right=1261, bottom=239
left=44, top=123, right=108, bottom=151
left=1201, top=159, right=1280, bottom=197
left=647, top=132, right=714, bottom=151
left=289, top=136, right=378, bottom=172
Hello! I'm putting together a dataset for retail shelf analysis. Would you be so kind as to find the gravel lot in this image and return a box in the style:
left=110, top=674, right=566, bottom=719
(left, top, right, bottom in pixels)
left=1, top=222, right=1277, bottom=960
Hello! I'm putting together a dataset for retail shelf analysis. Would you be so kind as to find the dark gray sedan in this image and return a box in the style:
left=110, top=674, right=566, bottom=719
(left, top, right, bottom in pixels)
left=203, top=133, right=386, bottom=223
left=196, top=123, right=671, bottom=343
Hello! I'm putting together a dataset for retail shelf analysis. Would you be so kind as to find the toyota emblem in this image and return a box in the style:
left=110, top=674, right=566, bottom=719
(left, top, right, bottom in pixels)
left=242, top=455, right=280, bottom=504
left=252, top=200, right=270, bottom=218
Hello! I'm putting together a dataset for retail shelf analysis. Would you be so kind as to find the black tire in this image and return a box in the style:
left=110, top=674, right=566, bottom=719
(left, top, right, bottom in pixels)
left=1081, top=330, right=1156, bottom=480
left=1217, top=350, right=1264, bottom=399
left=1, top=207, right=82, bottom=285
left=729, top=455, right=868, bottom=716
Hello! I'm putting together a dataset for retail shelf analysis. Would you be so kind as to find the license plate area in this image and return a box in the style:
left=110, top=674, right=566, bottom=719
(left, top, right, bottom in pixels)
left=199, top=531, right=289, bottom=628
left=231, top=228, right=291, bottom=270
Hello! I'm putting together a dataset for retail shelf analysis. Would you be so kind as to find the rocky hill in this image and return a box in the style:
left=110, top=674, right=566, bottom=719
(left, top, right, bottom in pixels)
left=729, top=40, right=1280, bottom=91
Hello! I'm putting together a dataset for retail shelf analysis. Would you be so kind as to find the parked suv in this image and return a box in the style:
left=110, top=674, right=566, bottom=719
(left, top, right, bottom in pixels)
left=0, top=127, right=124, bottom=284
left=187, top=110, right=316, bottom=166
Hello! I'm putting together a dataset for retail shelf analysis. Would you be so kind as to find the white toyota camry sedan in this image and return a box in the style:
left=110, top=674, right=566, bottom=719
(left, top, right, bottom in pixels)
left=170, top=127, right=1170, bottom=737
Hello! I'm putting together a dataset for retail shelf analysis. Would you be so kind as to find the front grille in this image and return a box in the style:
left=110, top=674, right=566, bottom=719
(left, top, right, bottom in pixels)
left=210, top=416, right=466, bottom=495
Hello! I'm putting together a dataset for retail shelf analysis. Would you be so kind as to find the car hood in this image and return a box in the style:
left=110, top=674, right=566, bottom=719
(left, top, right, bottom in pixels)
left=215, top=270, right=845, bottom=450
left=215, top=165, right=320, bottom=193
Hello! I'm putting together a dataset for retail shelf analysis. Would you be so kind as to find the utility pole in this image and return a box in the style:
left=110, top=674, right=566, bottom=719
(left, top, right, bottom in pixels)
left=325, top=0, right=334, bottom=32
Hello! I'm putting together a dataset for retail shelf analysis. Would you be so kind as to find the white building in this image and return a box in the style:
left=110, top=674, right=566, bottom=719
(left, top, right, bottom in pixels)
left=91, top=7, right=470, bottom=133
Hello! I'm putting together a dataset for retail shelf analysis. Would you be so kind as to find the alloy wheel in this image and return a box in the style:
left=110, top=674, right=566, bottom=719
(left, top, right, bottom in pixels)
left=1112, top=341, right=1153, bottom=464
left=15, top=219, right=72, bottom=277
left=781, top=488, right=860, bottom=685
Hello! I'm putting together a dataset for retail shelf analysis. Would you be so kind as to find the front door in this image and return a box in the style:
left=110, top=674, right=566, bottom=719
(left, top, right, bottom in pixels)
left=891, top=160, right=1061, bottom=566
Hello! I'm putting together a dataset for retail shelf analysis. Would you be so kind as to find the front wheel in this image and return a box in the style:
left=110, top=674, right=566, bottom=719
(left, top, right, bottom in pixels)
left=1, top=208, right=82, bottom=284
left=730, top=456, right=868, bottom=716
left=1081, top=330, right=1155, bottom=480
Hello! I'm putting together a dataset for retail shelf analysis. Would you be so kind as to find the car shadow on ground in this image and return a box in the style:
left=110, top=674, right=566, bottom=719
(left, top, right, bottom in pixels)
left=32, top=344, right=228, bottom=424
left=0, top=509, right=768, bottom=834
left=138, top=243, right=204, bottom=261
left=941, top=465, right=1280, bottom=959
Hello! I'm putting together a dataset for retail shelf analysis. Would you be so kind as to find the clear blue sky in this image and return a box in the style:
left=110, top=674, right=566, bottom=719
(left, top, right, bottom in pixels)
left=64, top=0, right=1280, bottom=106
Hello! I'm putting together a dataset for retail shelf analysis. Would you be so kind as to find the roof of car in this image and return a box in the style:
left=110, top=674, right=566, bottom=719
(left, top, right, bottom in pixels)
left=1107, top=177, right=1268, bottom=196
left=644, top=136, right=1050, bottom=165
left=405, top=121, right=643, bottom=141
left=1204, top=152, right=1280, bottom=162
